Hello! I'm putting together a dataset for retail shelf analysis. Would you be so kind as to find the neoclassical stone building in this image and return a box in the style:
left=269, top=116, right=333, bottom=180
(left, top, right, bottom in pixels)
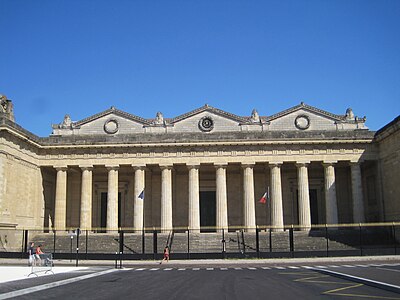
left=0, top=94, right=398, bottom=235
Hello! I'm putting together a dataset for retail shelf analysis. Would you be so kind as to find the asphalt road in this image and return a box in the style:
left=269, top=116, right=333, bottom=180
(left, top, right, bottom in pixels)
left=1, top=263, right=400, bottom=300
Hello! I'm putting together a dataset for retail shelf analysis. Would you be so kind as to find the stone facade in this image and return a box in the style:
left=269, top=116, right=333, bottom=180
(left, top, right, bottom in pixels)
left=375, top=116, right=400, bottom=222
left=0, top=100, right=397, bottom=238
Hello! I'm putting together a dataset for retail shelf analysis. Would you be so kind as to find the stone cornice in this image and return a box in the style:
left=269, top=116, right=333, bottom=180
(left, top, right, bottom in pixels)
left=374, top=115, right=400, bottom=142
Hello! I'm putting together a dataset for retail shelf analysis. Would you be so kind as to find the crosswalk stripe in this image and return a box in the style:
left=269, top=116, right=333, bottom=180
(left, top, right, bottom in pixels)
left=149, top=268, right=159, bottom=271
left=274, top=267, right=285, bottom=270
left=328, top=265, right=339, bottom=268
left=342, top=265, right=355, bottom=268
left=314, top=265, right=327, bottom=269
left=302, top=266, right=313, bottom=269
left=206, top=268, right=214, bottom=271
left=247, top=267, right=257, bottom=270
left=234, top=267, right=242, bottom=270
left=163, top=268, right=173, bottom=271
left=288, top=266, right=300, bottom=269
left=192, top=268, right=200, bottom=271
left=178, top=268, right=186, bottom=271
left=135, top=268, right=146, bottom=271
left=220, top=268, right=228, bottom=270
left=261, top=267, right=271, bottom=270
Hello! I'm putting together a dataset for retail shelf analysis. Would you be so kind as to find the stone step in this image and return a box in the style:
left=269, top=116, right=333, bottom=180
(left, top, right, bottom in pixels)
left=28, top=228, right=394, bottom=255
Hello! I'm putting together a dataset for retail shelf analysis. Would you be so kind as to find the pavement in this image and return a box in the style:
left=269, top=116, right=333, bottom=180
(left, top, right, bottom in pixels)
left=1, top=255, right=400, bottom=286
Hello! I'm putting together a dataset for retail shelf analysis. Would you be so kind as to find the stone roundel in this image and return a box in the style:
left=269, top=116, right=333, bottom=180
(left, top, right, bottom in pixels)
left=294, top=114, right=310, bottom=130
left=198, top=116, right=214, bottom=132
left=104, top=118, right=119, bottom=134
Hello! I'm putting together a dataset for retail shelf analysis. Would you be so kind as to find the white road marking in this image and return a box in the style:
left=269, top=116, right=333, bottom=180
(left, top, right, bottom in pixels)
left=342, top=265, right=355, bottom=268
left=302, top=266, right=313, bottom=269
left=247, top=267, right=257, bottom=270
left=313, top=268, right=400, bottom=293
left=328, top=265, right=340, bottom=268
left=149, top=268, right=159, bottom=271
left=234, top=268, right=242, bottom=270
left=163, top=268, right=173, bottom=271
left=0, top=269, right=118, bottom=300
left=206, top=268, right=214, bottom=271
left=261, top=267, right=271, bottom=270
left=220, top=268, right=228, bottom=270
left=177, top=268, right=186, bottom=271
left=288, top=266, right=300, bottom=269
left=314, top=265, right=327, bottom=269
left=135, top=268, right=146, bottom=271
left=377, top=267, right=400, bottom=273
left=274, top=267, right=285, bottom=270
left=192, top=268, right=200, bottom=271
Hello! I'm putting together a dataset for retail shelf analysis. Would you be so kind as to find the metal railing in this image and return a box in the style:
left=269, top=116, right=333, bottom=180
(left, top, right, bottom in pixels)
left=0, top=223, right=399, bottom=261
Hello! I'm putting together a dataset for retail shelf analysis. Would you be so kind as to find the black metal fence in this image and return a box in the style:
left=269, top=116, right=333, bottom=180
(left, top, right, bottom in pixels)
left=0, top=223, right=399, bottom=261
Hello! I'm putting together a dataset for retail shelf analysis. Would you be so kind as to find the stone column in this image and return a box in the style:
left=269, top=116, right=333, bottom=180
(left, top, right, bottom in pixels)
left=80, top=166, right=93, bottom=230
left=188, top=164, right=200, bottom=233
left=106, top=166, right=119, bottom=232
left=161, top=165, right=173, bottom=233
left=296, top=163, right=311, bottom=230
left=54, top=166, right=68, bottom=231
left=215, top=164, right=228, bottom=231
left=323, top=162, right=338, bottom=225
left=242, top=164, right=256, bottom=232
left=270, top=163, right=284, bottom=231
left=351, top=162, right=365, bottom=223
left=133, top=165, right=145, bottom=232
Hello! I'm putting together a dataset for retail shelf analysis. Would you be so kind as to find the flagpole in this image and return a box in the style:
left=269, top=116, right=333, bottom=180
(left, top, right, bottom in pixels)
left=267, top=186, right=271, bottom=227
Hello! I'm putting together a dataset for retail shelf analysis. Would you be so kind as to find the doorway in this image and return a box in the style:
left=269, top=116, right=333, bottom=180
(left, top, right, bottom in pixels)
left=200, top=191, right=216, bottom=232
left=100, top=192, right=122, bottom=231
left=309, top=189, right=319, bottom=224
left=296, top=189, right=319, bottom=225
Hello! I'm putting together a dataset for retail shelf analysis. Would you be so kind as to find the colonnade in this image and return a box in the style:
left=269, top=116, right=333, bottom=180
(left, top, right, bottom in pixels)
left=52, top=161, right=365, bottom=232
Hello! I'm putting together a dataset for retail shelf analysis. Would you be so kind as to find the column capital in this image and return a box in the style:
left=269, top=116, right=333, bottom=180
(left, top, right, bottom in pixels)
left=322, top=161, right=337, bottom=167
left=268, top=162, right=282, bottom=168
left=187, top=164, right=200, bottom=170
left=295, top=161, right=310, bottom=168
left=54, top=166, right=68, bottom=171
left=105, top=165, right=119, bottom=171
left=214, top=163, right=228, bottom=169
left=159, top=164, right=173, bottom=170
left=241, top=163, right=255, bottom=169
left=79, top=165, right=93, bottom=171
left=349, top=160, right=363, bottom=166
left=132, top=164, right=146, bottom=170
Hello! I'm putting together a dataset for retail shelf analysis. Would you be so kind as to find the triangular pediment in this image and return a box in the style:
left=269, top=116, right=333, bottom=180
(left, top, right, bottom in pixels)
left=267, top=103, right=343, bottom=122
left=75, top=107, right=151, bottom=127
left=169, top=104, right=247, bottom=124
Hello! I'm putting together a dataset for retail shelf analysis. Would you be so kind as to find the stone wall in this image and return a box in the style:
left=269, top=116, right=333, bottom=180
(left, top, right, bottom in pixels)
left=375, top=116, right=400, bottom=222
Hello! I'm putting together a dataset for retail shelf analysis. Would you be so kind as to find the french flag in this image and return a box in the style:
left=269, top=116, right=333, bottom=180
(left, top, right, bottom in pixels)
left=259, top=192, right=267, bottom=204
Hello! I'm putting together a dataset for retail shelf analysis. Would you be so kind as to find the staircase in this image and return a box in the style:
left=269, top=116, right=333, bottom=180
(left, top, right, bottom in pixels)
left=28, top=227, right=395, bottom=257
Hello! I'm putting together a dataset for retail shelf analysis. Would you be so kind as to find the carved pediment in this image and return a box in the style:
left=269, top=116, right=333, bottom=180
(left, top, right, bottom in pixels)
left=266, top=102, right=367, bottom=131
left=50, top=102, right=367, bottom=136
left=52, top=107, right=151, bottom=136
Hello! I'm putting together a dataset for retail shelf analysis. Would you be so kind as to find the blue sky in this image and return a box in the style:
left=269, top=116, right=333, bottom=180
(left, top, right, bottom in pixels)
left=1, top=0, right=399, bottom=136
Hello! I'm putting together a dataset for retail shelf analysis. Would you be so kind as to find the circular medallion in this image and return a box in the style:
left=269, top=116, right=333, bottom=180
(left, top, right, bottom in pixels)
left=104, top=119, right=119, bottom=134
left=198, top=116, right=214, bottom=132
left=294, top=115, right=310, bottom=130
